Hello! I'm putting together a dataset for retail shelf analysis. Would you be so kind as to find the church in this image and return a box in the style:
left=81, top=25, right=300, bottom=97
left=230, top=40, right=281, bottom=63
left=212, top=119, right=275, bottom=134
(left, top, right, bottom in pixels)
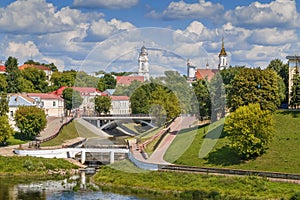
left=187, top=38, right=228, bottom=82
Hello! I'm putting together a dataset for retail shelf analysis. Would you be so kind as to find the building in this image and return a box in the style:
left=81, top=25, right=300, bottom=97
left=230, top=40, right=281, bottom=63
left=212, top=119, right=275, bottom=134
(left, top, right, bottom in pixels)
left=19, top=64, right=53, bottom=82
left=286, top=55, right=300, bottom=105
left=0, top=65, right=6, bottom=74
left=110, top=96, right=131, bottom=115
left=116, top=75, right=144, bottom=85
left=187, top=38, right=228, bottom=82
left=27, top=93, right=64, bottom=117
left=138, top=45, right=150, bottom=81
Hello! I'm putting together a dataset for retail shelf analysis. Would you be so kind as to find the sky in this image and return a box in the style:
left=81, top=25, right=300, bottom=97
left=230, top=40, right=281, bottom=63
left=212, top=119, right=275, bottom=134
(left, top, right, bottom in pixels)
left=0, top=0, right=299, bottom=76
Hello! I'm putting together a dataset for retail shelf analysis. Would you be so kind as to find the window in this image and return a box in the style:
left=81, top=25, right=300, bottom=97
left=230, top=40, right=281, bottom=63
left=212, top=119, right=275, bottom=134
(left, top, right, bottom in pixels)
left=10, top=111, right=13, bottom=117
left=53, top=101, right=56, bottom=107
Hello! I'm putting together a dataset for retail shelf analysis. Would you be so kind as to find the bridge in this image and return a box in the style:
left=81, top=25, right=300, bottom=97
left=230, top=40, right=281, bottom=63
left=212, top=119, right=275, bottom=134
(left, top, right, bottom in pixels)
left=14, top=147, right=129, bottom=164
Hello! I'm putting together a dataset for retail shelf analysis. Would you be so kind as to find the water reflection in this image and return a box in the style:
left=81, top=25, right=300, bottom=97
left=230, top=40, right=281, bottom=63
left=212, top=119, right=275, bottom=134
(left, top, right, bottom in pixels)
left=0, top=172, right=143, bottom=200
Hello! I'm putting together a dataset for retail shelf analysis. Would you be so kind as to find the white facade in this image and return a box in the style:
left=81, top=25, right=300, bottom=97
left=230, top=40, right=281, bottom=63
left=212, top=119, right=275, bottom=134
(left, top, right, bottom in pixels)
left=218, top=37, right=228, bottom=70
left=110, top=96, right=131, bottom=115
left=138, top=45, right=150, bottom=81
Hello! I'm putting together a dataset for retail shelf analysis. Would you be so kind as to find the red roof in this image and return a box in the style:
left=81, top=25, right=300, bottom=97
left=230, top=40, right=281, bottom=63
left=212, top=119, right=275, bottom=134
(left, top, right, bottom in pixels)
left=116, top=76, right=144, bottom=85
left=51, top=86, right=103, bottom=96
left=195, top=69, right=219, bottom=81
left=0, top=65, right=5, bottom=72
left=111, top=96, right=129, bottom=101
left=19, top=64, right=51, bottom=71
left=27, top=93, right=63, bottom=100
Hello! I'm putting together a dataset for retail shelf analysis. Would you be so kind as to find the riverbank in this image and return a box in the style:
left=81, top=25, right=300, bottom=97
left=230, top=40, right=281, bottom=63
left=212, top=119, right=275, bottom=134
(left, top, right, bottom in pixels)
left=0, top=156, right=79, bottom=178
left=92, top=160, right=300, bottom=200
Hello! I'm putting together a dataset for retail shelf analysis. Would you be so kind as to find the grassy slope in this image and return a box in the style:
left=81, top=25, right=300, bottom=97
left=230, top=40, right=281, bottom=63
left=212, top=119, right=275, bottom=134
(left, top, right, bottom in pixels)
left=165, top=111, right=300, bottom=174
left=41, top=120, right=99, bottom=147
left=94, top=162, right=300, bottom=199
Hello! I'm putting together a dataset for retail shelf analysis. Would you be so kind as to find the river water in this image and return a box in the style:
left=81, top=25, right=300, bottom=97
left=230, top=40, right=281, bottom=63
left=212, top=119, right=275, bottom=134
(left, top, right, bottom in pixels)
left=0, top=173, right=147, bottom=200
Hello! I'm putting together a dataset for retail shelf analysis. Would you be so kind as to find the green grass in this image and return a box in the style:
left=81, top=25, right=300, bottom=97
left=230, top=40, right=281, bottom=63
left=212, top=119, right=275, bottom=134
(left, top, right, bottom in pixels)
left=165, top=111, right=300, bottom=174
left=41, top=120, right=99, bottom=147
left=93, top=164, right=300, bottom=199
left=0, top=156, right=78, bottom=176
left=5, top=133, right=30, bottom=146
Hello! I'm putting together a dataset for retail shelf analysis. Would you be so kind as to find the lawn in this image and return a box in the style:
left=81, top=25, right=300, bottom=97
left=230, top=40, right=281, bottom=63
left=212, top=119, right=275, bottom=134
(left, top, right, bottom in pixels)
left=164, top=111, right=300, bottom=174
left=93, top=162, right=300, bottom=199
left=41, top=119, right=99, bottom=147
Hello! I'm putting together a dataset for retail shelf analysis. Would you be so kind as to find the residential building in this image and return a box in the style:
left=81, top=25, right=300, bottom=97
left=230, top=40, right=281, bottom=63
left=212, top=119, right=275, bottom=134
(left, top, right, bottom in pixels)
left=27, top=93, right=64, bottom=117
left=110, top=96, right=131, bottom=115
left=0, top=65, right=5, bottom=74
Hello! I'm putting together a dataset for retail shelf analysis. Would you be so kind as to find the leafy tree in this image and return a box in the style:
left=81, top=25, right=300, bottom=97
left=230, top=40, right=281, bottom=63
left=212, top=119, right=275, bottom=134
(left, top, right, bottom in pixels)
left=50, top=70, right=77, bottom=88
left=97, top=73, right=116, bottom=91
left=227, top=68, right=281, bottom=112
left=224, top=103, right=274, bottom=159
left=0, top=93, right=9, bottom=116
left=21, top=67, right=48, bottom=92
left=94, top=95, right=111, bottom=115
left=0, top=74, right=7, bottom=92
left=62, top=88, right=83, bottom=115
left=14, top=106, right=47, bottom=140
left=130, top=85, right=151, bottom=114
left=0, top=115, right=14, bottom=145
left=290, top=68, right=300, bottom=108
left=192, top=79, right=211, bottom=119
left=267, top=59, right=289, bottom=103
left=5, top=56, right=22, bottom=93
left=18, top=77, right=35, bottom=93
left=114, top=80, right=143, bottom=96
left=75, top=71, right=99, bottom=88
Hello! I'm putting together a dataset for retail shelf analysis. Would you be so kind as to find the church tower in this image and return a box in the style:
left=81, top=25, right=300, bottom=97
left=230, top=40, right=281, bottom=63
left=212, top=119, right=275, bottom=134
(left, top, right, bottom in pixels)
left=138, top=45, right=150, bottom=81
left=218, top=37, right=228, bottom=70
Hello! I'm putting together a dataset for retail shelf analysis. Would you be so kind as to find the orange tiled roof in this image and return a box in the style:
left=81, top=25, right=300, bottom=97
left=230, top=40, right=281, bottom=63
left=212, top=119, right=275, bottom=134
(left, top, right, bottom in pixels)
left=116, top=76, right=144, bottom=85
left=0, top=65, right=5, bottom=72
left=27, top=93, right=63, bottom=100
left=195, top=69, right=219, bottom=81
left=110, top=96, right=129, bottom=101
left=19, top=64, right=51, bottom=71
left=51, top=86, right=103, bottom=96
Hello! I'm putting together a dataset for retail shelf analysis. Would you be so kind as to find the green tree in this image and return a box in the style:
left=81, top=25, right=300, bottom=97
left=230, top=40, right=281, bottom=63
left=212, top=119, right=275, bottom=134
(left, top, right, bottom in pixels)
left=224, top=103, right=274, bottom=159
left=227, top=68, right=281, bottom=112
left=97, top=73, right=116, bottom=91
left=5, top=56, right=22, bottom=93
left=14, top=106, right=47, bottom=140
left=267, top=59, right=289, bottom=103
left=290, top=68, right=300, bottom=108
left=94, top=95, right=111, bottom=115
left=62, top=88, right=83, bottom=115
left=130, top=85, right=151, bottom=114
left=0, top=74, right=7, bottom=92
left=21, top=67, right=48, bottom=92
left=50, top=70, right=77, bottom=88
left=0, top=115, right=14, bottom=145
left=192, top=79, right=211, bottom=119
left=0, top=93, right=9, bottom=116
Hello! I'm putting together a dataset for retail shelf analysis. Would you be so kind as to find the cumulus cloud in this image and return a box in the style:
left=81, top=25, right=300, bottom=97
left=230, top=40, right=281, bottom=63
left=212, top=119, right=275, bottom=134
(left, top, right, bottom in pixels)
left=146, top=0, right=224, bottom=22
left=4, top=41, right=41, bottom=63
left=73, top=0, right=138, bottom=9
left=225, top=0, right=300, bottom=28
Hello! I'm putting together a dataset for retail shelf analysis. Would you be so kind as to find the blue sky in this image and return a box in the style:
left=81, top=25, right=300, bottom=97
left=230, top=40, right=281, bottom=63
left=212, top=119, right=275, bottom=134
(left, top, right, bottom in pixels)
left=0, top=0, right=299, bottom=76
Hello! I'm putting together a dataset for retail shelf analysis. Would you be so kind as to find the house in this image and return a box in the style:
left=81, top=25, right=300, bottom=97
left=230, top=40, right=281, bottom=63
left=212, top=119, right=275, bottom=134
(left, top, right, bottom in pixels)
left=103, top=89, right=115, bottom=96
left=116, top=75, right=144, bottom=85
left=0, top=65, right=5, bottom=74
left=195, top=69, right=219, bottom=81
left=51, top=86, right=104, bottom=114
left=27, top=93, right=64, bottom=117
left=8, top=94, right=37, bottom=130
left=110, top=96, right=131, bottom=115
left=19, top=64, right=53, bottom=82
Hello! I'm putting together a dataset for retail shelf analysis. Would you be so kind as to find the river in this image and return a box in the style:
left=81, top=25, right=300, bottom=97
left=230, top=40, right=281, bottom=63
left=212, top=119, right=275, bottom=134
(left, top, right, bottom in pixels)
left=0, top=173, right=147, bottom=200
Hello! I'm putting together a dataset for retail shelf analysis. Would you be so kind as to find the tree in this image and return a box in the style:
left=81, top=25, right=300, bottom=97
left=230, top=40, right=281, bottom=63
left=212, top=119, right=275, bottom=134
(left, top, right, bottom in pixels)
left=94, top=95, right=111, bottom=115
left=0, top=115, right=14, bottom=145
left=50, top=70, right=77, bottom=88
left=62, top=88, right=83, bottom=115
left=97, top=73, right=116, bottom=91
left=267, top=59, right=289, bottom=103
left=0, top=74, right=7, bottom=92
left=14, top=106, right=47, bottom=140
left=192, top=79, right=211, bottom=119
left=5, top=56, right=22, bottom=93
left=224, top=103, right=274, bottom=159
left=21, top=67, right=48, bottom=92
left=0, top=93, right=9, bottom=116
left=227, top=68, right=281, bottom=112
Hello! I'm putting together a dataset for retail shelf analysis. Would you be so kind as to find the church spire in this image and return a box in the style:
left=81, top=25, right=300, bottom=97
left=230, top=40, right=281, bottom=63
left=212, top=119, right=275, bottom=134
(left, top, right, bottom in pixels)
left=218, top=36, right=228, bottom=70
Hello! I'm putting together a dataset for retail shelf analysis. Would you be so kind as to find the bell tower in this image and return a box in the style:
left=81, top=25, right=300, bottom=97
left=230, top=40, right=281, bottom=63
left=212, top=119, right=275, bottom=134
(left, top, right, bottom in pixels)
left=218, top=37, right=228, bottom=70
left=138, top=45, right=149, bottom=81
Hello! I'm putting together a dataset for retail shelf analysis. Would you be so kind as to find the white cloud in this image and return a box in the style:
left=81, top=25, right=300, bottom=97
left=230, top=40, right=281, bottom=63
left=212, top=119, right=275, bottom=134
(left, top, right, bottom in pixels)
left=248, top=28, right=298, bottom=45
left=225, top=0, right=300, bottom=28
left=4, top=41, right=41, bottom=63
left=147, top=0, right=224, bottom=22
left=73, top=0, right=138, bottom=9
